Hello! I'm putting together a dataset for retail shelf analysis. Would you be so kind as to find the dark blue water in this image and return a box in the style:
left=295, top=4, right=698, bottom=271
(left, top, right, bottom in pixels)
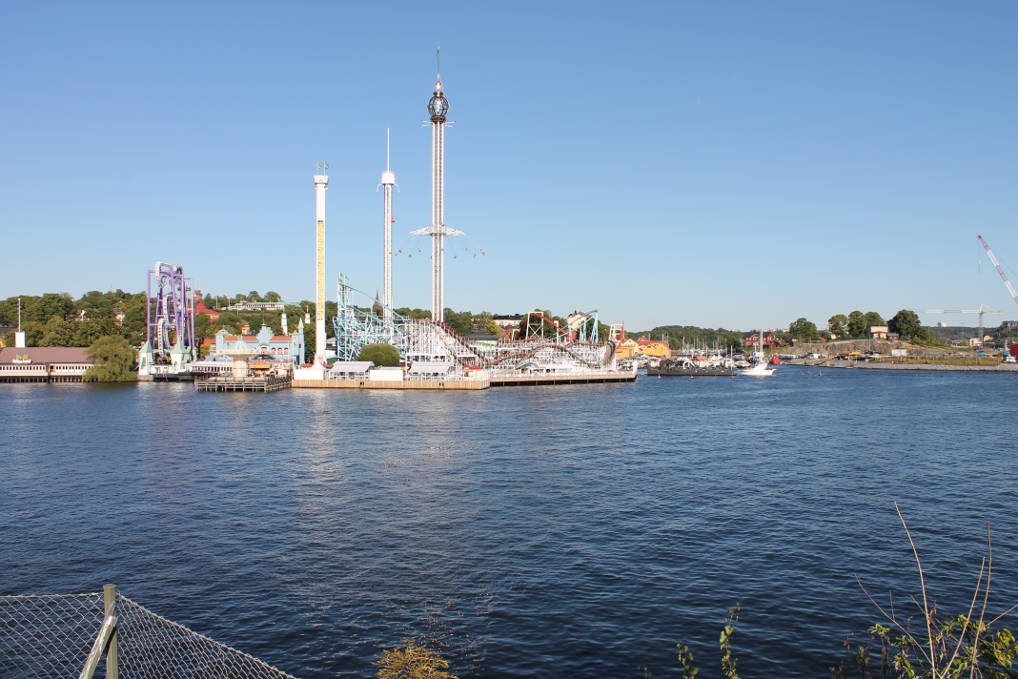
left=2, top=370, right=1017, bottom=678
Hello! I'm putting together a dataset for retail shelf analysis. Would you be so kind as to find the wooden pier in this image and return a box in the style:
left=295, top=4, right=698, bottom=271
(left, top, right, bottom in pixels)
left=293, top=377, right=489, bottom=390
left=195, top=375, right=292, bottom=393
left=489, top=370, right=638, bottom=387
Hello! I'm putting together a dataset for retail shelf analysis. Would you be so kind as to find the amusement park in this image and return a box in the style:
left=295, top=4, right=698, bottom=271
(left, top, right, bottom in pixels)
left=130, top=53, right=635, bottom=392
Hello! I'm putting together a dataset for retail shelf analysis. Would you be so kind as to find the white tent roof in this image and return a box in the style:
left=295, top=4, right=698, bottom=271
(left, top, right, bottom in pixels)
left=328, top=361, right=374, bottom=374
left=407, top=361, right=453, bottom=375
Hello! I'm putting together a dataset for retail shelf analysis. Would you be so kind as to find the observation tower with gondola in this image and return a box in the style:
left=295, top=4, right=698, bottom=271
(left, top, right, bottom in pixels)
left=411, top=47, right=464, bottom=323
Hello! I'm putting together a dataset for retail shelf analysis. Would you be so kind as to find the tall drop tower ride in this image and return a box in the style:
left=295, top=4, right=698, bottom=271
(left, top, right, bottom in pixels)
left=412, top=47, right=463, bottom=323
left=380, top=129, right=396, bottom=325
left=313, top=166, right=329, bottom=365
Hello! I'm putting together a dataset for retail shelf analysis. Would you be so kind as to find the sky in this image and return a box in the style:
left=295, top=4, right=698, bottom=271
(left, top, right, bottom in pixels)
left=2, top=1, right=1017, bottom=331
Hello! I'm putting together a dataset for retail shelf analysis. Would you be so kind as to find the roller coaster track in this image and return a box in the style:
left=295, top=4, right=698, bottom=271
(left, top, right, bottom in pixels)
left=413, top=319, right=480, bottom=367
left=483, top=341, right=603, bottom=370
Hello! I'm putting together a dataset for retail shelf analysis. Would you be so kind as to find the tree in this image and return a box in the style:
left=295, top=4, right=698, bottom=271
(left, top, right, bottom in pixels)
left=73, top=319, right=114, bottom=347
left=40, top=316, right=74, bottom=347
left=28, top=293, right=73, bottom=323
left=247, top=290, right=262, bottom=302
left=443, top=309, right=473, bottom=336
left=263, top=291, right=282, bottom=303
left=827, top=314, right=848, bottom=337
left=863, top=311, right=885, bottom=330
left=84, top=336, right=137, bottom=382
left=195, top=313, right=211, bottom=341
left=395, top=307, right=431, bottom=320
left=847, top=310, right=866, bottom=338
left=358, top=343, right=400, bottom=367
left=888, top=309, right=922, bottom=340
left=788, top=317, right=819, bottom=342
left=16, top=321, right=45, bottom=347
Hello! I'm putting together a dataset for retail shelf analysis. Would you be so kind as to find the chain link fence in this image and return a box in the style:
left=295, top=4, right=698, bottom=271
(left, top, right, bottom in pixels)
left=0, top=588, right=300, bottom=679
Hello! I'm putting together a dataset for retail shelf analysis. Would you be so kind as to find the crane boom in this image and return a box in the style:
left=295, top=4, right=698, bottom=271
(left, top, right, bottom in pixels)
left=977, top=235, right=1018, bottom=306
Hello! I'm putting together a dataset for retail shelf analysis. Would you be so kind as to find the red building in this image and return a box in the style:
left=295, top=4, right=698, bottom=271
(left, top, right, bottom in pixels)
left=193, top=290, right=220, bottom=322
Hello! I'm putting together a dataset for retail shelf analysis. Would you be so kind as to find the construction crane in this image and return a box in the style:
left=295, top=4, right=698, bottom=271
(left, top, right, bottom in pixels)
left=977, top=235, right=1018, bottom=307
left=918, top=306, right=1003, bottom=347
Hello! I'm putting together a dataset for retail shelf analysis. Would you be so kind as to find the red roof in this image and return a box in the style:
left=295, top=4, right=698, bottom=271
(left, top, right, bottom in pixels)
left=0, top=347, right=92, bottom=364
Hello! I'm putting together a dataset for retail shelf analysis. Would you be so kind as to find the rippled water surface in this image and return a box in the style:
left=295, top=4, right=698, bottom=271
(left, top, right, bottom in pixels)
left=3, top=370, right=1017, bottom=677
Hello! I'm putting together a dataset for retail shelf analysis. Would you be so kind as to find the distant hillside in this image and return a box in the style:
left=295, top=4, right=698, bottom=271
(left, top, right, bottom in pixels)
left=929, top=325, right=981, bottom=342
left=625, top=325, right=745, bottom=349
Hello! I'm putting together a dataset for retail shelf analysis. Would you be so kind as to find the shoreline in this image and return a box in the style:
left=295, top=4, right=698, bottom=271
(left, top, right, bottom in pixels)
left=786, top=358, right=1018, bottom=373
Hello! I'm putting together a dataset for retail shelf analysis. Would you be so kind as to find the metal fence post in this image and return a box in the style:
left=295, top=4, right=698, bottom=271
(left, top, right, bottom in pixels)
left=103, top=584, right=118, bottom=679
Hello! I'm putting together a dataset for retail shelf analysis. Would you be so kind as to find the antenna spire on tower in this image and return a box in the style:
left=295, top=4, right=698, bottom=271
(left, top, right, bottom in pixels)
left=386, top=127, right=390, bottom=171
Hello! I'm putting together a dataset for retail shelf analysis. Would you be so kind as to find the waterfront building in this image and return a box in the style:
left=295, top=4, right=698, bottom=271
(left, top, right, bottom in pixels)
left=635, top=336, right=671, bottom=358
left=0, top=347, right=93, bottom=383
left=211, top=323, right=305, bottom=365
left=616, top=336, right=639, bottom=359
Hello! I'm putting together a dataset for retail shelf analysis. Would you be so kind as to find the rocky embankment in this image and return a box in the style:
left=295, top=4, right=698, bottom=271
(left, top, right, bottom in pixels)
left=779, top=339, right=916, bottom=358
left=786, top=358, right=1018, bottom=372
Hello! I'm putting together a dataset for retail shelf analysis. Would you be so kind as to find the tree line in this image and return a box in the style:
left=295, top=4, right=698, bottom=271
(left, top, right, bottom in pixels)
left=0, top=291, right=516, bottom=364
left=786, top=309, right=937, bottom=344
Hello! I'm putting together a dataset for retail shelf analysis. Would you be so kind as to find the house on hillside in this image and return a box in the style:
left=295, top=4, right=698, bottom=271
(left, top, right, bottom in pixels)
left=867, top=325, right=889, bottom=340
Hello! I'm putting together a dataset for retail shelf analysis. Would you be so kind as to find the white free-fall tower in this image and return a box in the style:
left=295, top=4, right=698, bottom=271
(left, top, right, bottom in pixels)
left=313, top=167, right=329, bottom=365
left=411, top=48, right=463, bottom=323
left=380, top=129, right=396, bottom=326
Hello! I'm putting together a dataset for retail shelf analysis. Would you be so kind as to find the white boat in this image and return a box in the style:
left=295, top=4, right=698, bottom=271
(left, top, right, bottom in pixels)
left=740, top=330, right=776, bottom=377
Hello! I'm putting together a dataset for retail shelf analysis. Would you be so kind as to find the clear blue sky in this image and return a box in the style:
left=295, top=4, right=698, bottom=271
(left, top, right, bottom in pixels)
left=2, top=1, right=1017, bottom=331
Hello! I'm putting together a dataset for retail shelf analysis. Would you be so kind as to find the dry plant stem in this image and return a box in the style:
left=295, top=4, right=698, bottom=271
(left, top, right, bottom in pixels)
left=855, top=576, right=927, bottom=661
left=895, top=501, right=938, bottom=678
left=968, top=525, right=993, bottom=679
left=943, top=555, right=984, bottom=677
left=988, top=602, right=1018, bottom=627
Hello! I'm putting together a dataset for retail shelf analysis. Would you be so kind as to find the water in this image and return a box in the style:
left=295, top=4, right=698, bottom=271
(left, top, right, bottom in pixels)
left=2, top=370, right=1017, bottom=678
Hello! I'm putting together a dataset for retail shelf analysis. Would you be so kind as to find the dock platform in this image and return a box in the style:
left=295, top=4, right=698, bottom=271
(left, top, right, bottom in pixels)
left=489, top=370, right=638, bottom=386
left=195, top=375, right=292, bottom=392
left=293, top=377, right=489, bottom=390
